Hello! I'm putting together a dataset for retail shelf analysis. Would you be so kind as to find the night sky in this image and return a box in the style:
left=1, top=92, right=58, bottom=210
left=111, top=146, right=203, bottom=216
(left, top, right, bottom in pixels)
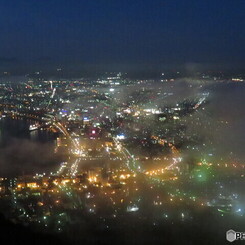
left=0, top=0, right=244, bottom=73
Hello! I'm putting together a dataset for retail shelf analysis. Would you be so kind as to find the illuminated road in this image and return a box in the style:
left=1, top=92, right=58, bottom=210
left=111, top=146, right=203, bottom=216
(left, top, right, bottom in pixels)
left=53, top=121, right=84, bottom=178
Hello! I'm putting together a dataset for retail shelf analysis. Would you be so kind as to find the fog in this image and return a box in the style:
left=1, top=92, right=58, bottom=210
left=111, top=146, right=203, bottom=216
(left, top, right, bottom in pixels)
left=0, top=79, right=245, bottom=178
left=0, top=137, right=59, bottom=177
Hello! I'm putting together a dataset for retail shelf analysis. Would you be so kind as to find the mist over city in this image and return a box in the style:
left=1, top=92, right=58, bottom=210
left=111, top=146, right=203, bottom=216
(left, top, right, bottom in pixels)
left=0, top=1, right=245, bottom=245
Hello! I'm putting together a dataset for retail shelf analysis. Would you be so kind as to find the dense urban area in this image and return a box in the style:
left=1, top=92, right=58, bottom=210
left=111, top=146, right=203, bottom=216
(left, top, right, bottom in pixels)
left=0, top=71, right=244, bottom=244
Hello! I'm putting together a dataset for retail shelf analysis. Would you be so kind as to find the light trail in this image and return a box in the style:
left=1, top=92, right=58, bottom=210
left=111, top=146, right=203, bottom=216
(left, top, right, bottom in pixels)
left=53, top=121, right=80, bottom=152
left=70, top=158, right=81, bottom=176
